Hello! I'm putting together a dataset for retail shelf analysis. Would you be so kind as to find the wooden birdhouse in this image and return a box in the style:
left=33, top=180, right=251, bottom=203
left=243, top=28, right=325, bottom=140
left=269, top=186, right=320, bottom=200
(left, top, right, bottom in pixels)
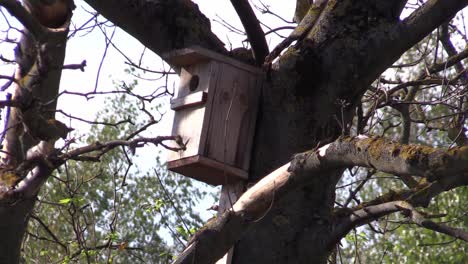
left=163, top=46, right=263, bottom=186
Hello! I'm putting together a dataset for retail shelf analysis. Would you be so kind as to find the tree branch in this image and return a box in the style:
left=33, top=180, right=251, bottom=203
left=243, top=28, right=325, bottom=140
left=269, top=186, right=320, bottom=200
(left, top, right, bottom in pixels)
left=265, top=0, right=327, bottom=64
left=83, top=0, right=226, bottom=57
left=329, top=169, right=467, bottom=247
left=401, top=0, right=468, bottom=53
left=229, top=0, right=269, bottom=65
left=0, top=2, right=72, bottom=260
left=0, top=136, right=185, bottom=201
left=0, top=0, right=47, bottom=40
left=408, top=206, right=468, bottom=242
left=173, top=135, right=468, bottom=264
left=59, top=135, right=184, bottom=161
left=428, top=47, right=468, bottom=76
left=370, top=0, right=407, bottom=21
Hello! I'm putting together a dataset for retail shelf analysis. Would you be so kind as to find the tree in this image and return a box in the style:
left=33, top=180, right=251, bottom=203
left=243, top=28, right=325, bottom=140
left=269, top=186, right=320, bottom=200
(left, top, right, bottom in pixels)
left=22, top=86, right=207, bottom=263
left=0, top=0, right=467, bottom=263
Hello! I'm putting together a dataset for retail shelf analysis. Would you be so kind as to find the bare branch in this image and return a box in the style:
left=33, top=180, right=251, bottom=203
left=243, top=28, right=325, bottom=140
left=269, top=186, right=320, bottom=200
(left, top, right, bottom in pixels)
left=62, top=60, right=87, bottom=71
left=30, top=214, right=68, bottom=251
left=0, top=135, right=184, bottom=204
left=264, top=0, right=327, bottom=65
left=408, top=206, right=468, bottom=242
left=428, top=47, right=468, bottom=76
left=59, top=136, right=185, bottom=161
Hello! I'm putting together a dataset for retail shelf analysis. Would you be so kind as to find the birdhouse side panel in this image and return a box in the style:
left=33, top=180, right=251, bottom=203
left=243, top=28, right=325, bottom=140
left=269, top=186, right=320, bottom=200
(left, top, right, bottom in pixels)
left=167, top=104, right=206, bottom=162
left=203, top=64, right=261, bottom=170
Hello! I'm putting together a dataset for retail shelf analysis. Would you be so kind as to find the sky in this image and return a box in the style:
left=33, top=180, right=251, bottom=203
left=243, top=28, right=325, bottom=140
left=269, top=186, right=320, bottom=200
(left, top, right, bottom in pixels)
left=0, top=0, right=295, bottom=226
left=1, top=0, right=294, bottom=133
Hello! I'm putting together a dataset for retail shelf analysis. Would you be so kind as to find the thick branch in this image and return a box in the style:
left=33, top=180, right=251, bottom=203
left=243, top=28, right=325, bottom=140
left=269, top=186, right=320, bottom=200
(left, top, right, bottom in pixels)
left=370, top=0, right=407, bottom=21
left=173, top=135, right=468, bottom=264
left=401, top=0, right=468, bottom=52
left=83, top=0, right=226, bottom=57
left=439, top=23, right=465, bottom=74
left=230, top=0, right=269, bottom=65
left=429, top=47, right=468, bottom=75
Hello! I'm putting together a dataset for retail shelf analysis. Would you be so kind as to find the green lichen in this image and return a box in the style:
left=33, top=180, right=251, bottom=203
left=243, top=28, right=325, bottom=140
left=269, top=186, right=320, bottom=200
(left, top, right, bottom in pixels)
left=447, top=146, right=468, bottom=160
left=367, top=137, right=388, bottom=160
left=398, top=144, right=436, bottom=164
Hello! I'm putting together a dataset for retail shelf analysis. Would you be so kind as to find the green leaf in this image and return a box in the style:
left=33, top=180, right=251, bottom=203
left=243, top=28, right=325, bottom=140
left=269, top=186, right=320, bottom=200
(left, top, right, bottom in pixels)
left=58, top=198, right=72, bottom=204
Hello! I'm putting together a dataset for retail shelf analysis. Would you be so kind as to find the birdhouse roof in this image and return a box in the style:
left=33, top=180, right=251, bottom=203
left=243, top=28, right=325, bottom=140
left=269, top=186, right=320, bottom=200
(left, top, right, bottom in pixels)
left=162, top=46, right=263, bottom=74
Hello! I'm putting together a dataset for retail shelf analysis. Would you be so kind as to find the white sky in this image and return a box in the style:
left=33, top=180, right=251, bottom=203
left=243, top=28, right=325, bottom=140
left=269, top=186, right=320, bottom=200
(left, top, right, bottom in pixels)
left=0, top=0, right=295, bottom=225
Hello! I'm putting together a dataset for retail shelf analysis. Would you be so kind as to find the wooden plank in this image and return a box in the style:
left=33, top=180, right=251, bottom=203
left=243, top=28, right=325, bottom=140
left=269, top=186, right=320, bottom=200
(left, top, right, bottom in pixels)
left=162, top=46, right=263, bottom=75
left=167, top=105, right=205, bottom=162
left=167, top=155, right=247, bottom=185
left=168, top=62, right=216, bottom=163
left=197, top=156, right=247, bottom=182
left=198, top=61, right=220, bottom=156
left=162, top=49, right=210, bottom=67
left=170, top=91, right=207, bottom=110
left=204, top=64, right=239, bottom=166
left=215, top=182, right=245, bottom=264
left=204, top=63, right=261, bottom=171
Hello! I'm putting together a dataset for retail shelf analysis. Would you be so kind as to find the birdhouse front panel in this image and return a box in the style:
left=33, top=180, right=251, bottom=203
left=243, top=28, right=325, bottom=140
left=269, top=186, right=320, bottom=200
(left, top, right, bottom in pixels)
left=174, top=62, right=212, bottom=100
left=164, top=47, right=263, bottom=186
left=203, top=63, right=261, bottom=171
left=167, top=61, right=219, bottom=162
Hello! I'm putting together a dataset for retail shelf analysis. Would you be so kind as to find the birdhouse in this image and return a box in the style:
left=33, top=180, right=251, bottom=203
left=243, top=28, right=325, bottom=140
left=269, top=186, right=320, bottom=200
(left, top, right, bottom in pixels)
left=163, top=46, right=263, bottom=186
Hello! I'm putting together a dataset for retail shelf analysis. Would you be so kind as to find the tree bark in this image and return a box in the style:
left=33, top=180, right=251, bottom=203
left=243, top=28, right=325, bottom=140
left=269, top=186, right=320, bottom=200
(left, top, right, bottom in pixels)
left=234, top=1, right=467, bottom=263
left=0, top=0, right=71, bottom=262
left=83, top=0, right=226, bottom=55
left=0, top=0, right=466, bottom=262
left=173, top=136, right=468, bottom=264
left=77, top=0, right=467, bottom=263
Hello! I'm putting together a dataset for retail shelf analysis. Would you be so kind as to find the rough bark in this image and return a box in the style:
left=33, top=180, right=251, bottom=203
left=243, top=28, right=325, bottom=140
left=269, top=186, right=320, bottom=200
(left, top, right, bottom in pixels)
left=173, top=136, right=468, bottom=264
left=0, top=0, right=466, bottom=262
left=0, top=0, right=71, bottom=262
left=234, top=1, right=467, bottom=263
left=71, top=0, right=468, bottom=263
left=83, top=0, right=226, bottom=56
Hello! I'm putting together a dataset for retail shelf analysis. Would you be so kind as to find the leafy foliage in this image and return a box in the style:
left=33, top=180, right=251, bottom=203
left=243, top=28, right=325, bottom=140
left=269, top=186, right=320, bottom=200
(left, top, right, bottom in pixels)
left=22, top=80, right=207, bottom=263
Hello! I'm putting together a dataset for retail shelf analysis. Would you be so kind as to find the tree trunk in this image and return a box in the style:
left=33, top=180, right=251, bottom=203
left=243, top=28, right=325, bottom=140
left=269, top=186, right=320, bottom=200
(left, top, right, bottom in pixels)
left=0, top=0, right=466, bottom=262
left=231, top=1, right=468, bottom=263
left=0, top=0, right=71, bottom=261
